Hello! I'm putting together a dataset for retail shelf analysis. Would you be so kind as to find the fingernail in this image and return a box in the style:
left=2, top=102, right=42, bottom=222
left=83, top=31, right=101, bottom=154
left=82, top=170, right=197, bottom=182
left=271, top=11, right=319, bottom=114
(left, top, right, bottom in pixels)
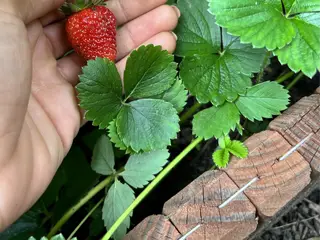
left=172, top=32, right=178, bottom=41
left=172, top=6, right=181, bottom=18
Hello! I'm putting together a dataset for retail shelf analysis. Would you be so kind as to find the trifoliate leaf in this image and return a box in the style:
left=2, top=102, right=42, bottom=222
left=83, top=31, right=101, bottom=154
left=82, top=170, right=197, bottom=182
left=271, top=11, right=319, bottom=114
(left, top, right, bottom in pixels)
left=218, top=136, right=232, bottom=149
left=209, top=0, right=320, bottom=77
left=208, top=0, right=296, bottom=50
left=235, top=81, right=290, bottom=121
left=275, top=18, right=320, bottom=78
left=124, top=45, right=177, bottom=99
left=153, top=79, right=188, bottom=113
left=103, top=179, right=135, bottom=240
left=213, top=149, right=230, bottom=168
left=193, top=102, right=240, bottom=140
left=77, top=58, right=123, bottom=129
left=91, top=135, right=115, bottom=175
left=226, top=141, right=249, bottom=159
left=108, top=120, right=127, bottom=151
left=176, top=0, right=266, bottom=103
left=116, top=99, right=180, bottom=152
left=120, top=150, right=169, bottom=188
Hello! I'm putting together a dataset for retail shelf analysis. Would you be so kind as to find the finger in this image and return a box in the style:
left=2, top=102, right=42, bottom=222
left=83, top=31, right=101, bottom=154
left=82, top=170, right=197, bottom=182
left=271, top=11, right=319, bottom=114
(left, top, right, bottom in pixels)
left=44, top=20, right=71, bottom=59
left=107, top=0, right=167, bottom=26
left=2, top=0, right=65, bottom=24
left=116, top=5, right=179, bottom=60
left=116, top=31, right=177, bottom=78
left=40, top=9, right=65, bottom=27
left=57, top=52, right=85, bottom=86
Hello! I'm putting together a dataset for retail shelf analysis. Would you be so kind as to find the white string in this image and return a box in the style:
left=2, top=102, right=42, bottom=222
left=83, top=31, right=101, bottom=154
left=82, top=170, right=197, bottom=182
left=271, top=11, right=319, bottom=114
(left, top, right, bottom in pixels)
left=279, top=133, right=313, bottom=161
left=178, top=224, right=201, bottom=240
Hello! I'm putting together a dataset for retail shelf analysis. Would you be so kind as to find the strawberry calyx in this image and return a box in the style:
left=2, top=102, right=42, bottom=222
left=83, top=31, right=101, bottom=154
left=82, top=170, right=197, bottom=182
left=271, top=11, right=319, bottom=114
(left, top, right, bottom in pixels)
left=60, top=0, right=106, bottom=15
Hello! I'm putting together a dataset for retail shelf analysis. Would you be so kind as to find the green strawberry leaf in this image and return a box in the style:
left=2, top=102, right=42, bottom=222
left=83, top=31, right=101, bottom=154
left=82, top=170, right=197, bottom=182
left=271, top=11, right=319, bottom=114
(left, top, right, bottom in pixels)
left=91, top=135, right=116, bottom=175
left=226, top=141, right=249, bottom=159
left=275, top=17, right=320, bottom=78
left=176, top=0, right=266, bottom=104
left=218, top=135, right=232, bottom=149
left=124, top=45, right=177, bottom=99
left=213, top=149, right=230, bottom=168
left=77, top=58, right=123, bottom=129
left=235, top=81, right=290, bottom=121
left=208, top=0, right=296, bottom=50
left=288, top=0, right=320, bottom=13
left=29, top=234, right=77, bottom=240
left=120, top=150, right=169, bottom=188
left=108, top=121, right=135, bottom=154
left=152, top=78, right=188, bottom=113
left=103, top=179, right=135, bottom=240
left=116, top=99, right=180, bottom=152
left=193, top=102, right=240, bottom=140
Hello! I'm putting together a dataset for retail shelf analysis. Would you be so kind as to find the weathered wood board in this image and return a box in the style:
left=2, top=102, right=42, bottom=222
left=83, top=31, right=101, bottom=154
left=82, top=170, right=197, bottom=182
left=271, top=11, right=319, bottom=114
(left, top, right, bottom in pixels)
left=123, top=215, right=181, bottom=240
left=269, top=94, right=320, bottom=171
left=225, top=131, right=311, bottom=217
left=162, top=171, right=257, bottom=240
left=316, top=87, right=320, bottom=94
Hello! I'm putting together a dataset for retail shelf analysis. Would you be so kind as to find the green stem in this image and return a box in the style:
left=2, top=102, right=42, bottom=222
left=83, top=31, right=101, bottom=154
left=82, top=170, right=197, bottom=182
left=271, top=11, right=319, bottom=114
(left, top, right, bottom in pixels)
left=287, top=72, right=304, bottom=90
left=276, top=71, right=294, bottom=84
left=47, top=175, right=114, bottom=238
left=101, top=137, right=204, bottom=240
left=180, top=102, right=202, bottom=124
left=256, top=51, right=271, bottom=83
left=67, top=198, right=104, bottom=240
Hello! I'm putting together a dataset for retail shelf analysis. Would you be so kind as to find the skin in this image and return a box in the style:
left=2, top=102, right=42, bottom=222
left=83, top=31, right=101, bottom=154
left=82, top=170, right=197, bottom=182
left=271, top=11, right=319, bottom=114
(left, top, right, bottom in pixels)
left=0, top=0, right=179, bottom=230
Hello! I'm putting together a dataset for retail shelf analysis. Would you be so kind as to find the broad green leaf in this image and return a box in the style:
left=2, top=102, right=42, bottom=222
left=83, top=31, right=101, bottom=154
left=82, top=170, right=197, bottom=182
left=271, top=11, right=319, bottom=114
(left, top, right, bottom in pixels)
left=213, top=149, right=230, bottom=168
left=226, top=141, right=249, bottom=159
left=116, top=99, right=180, bottom=152
left=120, top=150, right=169, bottom=188
left=275, top=18, right=320, bottom=78
left=177, top=0, right=266, bottom=103
left=77, top=58, right=123, bottom=129
left=236, top=81, right=290, bottom=121
left=193, top=102, right=240, bottom=140
left=51, top=234, right=66, bottom=240
left=218, top=136, right=232, bottom=149
left=124, top=45, right=177, bottom=99
left=108, top=120, right=127, bottom=151
left=103, top=179, right=135, bottom=240
left=91, top=135, right=116, bottom=175
left=208, top=0, right=296, bottom=50
left=288, top=0, right=320, bottom=14
left=153, top=79, right=188, bottom=113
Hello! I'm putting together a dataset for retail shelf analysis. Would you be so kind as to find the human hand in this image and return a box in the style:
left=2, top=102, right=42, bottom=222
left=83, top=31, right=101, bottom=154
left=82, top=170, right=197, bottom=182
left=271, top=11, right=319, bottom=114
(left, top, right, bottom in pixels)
left=0, top=0, right=179, bottom=230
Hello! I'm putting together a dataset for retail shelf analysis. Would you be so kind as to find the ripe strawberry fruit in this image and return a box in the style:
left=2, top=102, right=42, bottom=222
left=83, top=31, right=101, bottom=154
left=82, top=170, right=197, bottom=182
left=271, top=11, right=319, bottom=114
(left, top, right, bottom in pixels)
left=64, top=0, right=117, bottom=61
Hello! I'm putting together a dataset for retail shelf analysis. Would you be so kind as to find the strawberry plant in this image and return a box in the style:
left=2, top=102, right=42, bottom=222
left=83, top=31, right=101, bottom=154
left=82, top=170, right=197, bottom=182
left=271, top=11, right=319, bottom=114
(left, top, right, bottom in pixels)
left=2, top=0, right=318, bottom=239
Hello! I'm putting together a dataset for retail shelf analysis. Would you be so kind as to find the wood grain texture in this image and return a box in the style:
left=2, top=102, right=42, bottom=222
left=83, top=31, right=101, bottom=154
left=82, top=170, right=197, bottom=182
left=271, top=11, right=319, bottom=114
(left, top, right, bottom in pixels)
left=316, top=87, right=320, bottom=94
left=225, top=131, right=311, bottom=218
left=123, top=215, right=181, bottom=240
left=162, top=171, right=257, bottom=240
left=269, top=94, right=320, bottom=171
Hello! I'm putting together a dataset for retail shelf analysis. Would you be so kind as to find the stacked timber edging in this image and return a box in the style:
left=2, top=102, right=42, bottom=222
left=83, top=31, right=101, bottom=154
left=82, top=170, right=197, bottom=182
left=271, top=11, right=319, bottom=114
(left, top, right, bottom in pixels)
left=124, top=89, right=320, bottom=240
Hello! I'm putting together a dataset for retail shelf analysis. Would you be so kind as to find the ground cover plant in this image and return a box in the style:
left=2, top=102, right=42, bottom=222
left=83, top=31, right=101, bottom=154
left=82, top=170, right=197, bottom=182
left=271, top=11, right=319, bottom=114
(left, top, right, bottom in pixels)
left=1, top=0, right=319, bottom=239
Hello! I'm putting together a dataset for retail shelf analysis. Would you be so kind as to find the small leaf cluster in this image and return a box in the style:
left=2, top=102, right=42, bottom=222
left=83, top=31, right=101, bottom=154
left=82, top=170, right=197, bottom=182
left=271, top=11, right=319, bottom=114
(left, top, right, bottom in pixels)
left=176, top=0, right=290, bottom=141
left=77, top=45, right=188, bottom=153
left=91, top=135, right=169, bottom=240
left=208, top=0, right=320, bottom=78
left=213, top=136, right=249, bottom=168
left=29, top=234, right=76, bottom=240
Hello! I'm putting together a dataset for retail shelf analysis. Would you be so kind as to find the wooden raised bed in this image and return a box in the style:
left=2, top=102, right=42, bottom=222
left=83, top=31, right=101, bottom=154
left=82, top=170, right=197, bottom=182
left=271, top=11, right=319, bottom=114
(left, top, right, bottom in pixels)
left=124, top=89, right=320, bottom=240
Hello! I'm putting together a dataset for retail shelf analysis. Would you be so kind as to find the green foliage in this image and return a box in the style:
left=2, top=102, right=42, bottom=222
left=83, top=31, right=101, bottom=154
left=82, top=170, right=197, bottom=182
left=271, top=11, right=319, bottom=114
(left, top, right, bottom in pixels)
left=77, top=45, right=186, bottom=153
left=29, top=233, right=77, bottom=240
left=176, top=0, right=266, bottom=104
left=213, top=136, right=248, bottom=168
left=103, top=179, right=135, bottom=240
left=120, top=150, right=169, bottom=188
left=235, top=81, right=290, bottom=121
left=209, top=0, right=320, bottom=77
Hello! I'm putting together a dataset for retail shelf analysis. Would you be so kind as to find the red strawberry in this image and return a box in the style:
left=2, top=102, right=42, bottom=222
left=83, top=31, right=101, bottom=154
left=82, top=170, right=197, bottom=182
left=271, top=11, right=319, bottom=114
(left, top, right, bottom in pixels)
left=65, top=2, right=117, bottom=61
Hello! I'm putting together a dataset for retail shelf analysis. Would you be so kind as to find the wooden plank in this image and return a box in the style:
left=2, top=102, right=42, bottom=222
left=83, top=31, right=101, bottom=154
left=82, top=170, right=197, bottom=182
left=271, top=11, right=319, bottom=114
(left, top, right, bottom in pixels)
left=269, top=94, right=320, bottom=171
left=162, top=171, right=257, bottom=240
left=225, top=131, right=311, bottom=218
left=316, top=87, right=320, bottom=94
left=123, top=215, right=181, bottom=240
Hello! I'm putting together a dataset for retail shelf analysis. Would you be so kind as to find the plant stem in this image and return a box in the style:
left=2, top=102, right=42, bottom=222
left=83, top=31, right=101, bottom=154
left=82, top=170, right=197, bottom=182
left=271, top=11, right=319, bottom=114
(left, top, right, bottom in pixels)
left=101, top=137, right=204, bottom=240
left=256, top=51, right=271, bottom=83
left=67, top=198, right=104, bottom=240
left=180, top=102, right=202, bottom=124
left=276, top=71, right=294, bottom=84
left=47, top=175, right=114, bottom=238
left=287, top=72, right=304, bottom=90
